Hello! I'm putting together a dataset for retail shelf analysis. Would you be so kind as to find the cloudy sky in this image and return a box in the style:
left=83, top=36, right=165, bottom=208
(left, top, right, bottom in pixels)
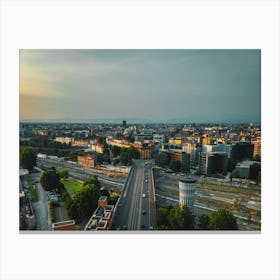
left=20, top=49, right=261, bottom=123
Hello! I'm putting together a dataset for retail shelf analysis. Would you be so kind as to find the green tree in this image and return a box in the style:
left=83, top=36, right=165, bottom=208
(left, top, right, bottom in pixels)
left=119, top=151, right=129, bottom=165
left=255, top=171, right=261, bottom=184
left=169, top=205, right=195, bottom=230
left=20, top=147, right=37, bottom=172
left=100, top=188, right=110, bottom=199
left=70, top=184, right=101, bottom=221
left=83, top=175, right=101, bottom=188
left=40, top=169, right=61, bottom=191
left=58, top=168, right=69, bottom=178
left=169, top=159, right=182, bottom=172
left=249, top=163, right=261, bottom=180
left=157, top=207, right=171, bottom=227
left=231, top=169, right=239, bottom=179
left=198, top=214, right=210, bottom=230
left=111, top=145, right=121, bottom=157
left=209, top=208, right=238, bottom=230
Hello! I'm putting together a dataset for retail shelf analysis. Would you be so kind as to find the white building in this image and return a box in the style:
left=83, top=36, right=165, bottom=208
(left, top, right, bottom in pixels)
left=178, top=176, right=197, bottom=210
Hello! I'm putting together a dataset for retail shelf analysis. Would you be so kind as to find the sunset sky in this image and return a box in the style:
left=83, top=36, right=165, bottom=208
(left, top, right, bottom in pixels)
left=20, top=49, right=261, bottom=123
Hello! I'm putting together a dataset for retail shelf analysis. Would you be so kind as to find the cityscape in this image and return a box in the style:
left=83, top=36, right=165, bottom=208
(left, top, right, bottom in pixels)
left=19, top=50, right=261, bottom=231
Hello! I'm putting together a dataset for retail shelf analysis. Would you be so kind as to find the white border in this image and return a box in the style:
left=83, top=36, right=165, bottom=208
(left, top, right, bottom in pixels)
left=1, top=1, right=279, bottom=280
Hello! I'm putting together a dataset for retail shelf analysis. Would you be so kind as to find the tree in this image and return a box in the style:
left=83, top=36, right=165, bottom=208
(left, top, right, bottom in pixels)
left=83, top=175, right=101, bottom=188
left=157, top=207, right=171, bottom=227
left=20, top=147, right=37, bottom=172
left=198, top=214, right=210, bottom=230
left=169, top=204, right=195, bottom=230
left=58, top=168, right=69, bottom=178
left=100, top=188, right=110, bottom=199
left=40, top=169, right=61, bottom=191
left=111, top=145, right=121, bottom=157
left=119, top=151, right=129, bottom=165
left=169, top=159, right=182, bottom=173
left=249, top=163, right=261, bottom=180
left=69, top=184, right=101, bottom=221
left=209, top=208, right=238, bottom=230
left=230, top=169, right=239, bottom=179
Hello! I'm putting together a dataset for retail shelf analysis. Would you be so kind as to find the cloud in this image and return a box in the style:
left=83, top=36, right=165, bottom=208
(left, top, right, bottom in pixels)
left=19, top=50, right=261, bottom=122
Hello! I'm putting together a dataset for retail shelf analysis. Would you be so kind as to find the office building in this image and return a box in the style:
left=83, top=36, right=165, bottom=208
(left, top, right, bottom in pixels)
left=231, top=142, right=254, bottom=161
left=199, top=152, right=228, bottom=175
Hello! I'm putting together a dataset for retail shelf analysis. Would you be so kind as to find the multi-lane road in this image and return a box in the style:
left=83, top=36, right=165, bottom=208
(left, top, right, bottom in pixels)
left=112, top=160, right=156, bottom=231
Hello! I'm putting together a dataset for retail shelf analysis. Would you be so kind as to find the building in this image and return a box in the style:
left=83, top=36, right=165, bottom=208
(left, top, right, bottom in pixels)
left=160, top=149, right=190, bottom=172
left=90, top=143, right=104, bottom=154
left=77, top=154, right=96, bottom=167
left=251, top=139, right=261, bottom=159
left=84, top=196, right=115, bottom=231
left=153, top=134, right=166, bottom=144
left=106, top=137, right=133, bottom=149
left=55, top=137, right=73, bottom=144
left=98, top=196, right=108, bottom=208
left=236, top=161, right=261, bottom=179
left=52, top=220, right=76, bottom=230
left=178, top=176, right=197, bottom=210
left=202, top=143, right=232, bottom=158
left=135, top=134, right=153, bottom=142
left=37, top=129, right=48, bottom=136
left=134, top=141, right=154, bottom=159
left=199, top=152, right=228, bottom=175
left=72, top=139, right=90, bottom=147
left=122, top=120, right=127, bottom=128
left=168, top=138, right=182, bottom=145
left=231, top=142, right=254, bottom=161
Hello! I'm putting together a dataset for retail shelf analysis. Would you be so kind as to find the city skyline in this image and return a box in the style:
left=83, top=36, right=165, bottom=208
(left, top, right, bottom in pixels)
left=20, top=49, right=261, bottom=123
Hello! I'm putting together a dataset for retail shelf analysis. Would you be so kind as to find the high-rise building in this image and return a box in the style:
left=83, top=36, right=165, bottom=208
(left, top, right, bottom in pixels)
left=122, top=120, right=127, bottom=128
left=231, top=142, right=254, bottom=161
left=178, top=176, right=197, bottom=209
left=199, top=152, right=228, bottom=175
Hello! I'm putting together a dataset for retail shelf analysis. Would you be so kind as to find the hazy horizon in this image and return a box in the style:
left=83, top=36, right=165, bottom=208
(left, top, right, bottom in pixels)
left=20, top=49, right=261, bottom=123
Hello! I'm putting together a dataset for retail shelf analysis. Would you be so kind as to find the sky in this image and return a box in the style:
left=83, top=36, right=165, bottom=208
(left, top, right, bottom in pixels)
left=19, top=49, right=261, bottom=123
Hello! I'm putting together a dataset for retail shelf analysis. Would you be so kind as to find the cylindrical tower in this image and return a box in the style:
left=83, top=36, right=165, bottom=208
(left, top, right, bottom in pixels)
left=178, top=176, right=197, bottom=209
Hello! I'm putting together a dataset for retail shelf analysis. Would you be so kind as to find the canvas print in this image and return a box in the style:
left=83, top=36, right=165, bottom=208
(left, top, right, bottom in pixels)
left=19, top=50, right=261, bottom=231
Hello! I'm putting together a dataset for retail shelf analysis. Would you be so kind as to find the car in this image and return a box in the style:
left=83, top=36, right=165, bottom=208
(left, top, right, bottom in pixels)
left=123, top=225, right=127, bottom=230
left=142, top=194, right=146, bottom=198
left=141, top=225, right=145, bottom=229
left=142, top=210, right=146, bottom=215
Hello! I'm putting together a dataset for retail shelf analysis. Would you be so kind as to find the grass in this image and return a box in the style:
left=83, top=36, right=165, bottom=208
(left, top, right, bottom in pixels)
left=61, top=178, right=83, bottom=196
left=27, top=178, right=38, bottom=202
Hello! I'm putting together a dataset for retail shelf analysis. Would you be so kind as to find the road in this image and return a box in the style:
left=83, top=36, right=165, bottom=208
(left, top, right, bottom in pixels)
left=112, top=160, right=156, bottom=230
left=29, top=171, right=50, bottom=230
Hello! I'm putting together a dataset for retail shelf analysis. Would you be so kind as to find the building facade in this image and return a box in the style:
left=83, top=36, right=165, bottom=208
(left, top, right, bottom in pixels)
left=178, top=176, right=197, bottom=209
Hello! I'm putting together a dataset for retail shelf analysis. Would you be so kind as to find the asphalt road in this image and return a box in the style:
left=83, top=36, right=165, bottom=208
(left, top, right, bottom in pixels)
left=113, top=160, right=156, bottom=231
left=29, top=172, right=50, bottom=230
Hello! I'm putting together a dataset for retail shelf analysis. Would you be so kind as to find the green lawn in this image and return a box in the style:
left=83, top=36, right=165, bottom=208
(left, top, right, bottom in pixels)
left=61, top=178, right=83, bottom=195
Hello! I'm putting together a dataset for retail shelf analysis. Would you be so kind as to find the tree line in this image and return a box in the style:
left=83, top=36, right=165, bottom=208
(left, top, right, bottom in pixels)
left=157, top=205, right=238, bottom=230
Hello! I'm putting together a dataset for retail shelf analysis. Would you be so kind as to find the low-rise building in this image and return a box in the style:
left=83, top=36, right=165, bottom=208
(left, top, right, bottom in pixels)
left=84, top=196, right=115, bottom=231
left=77, top=154, right=96, bottom=167
left=52, top=220, right=76, bottom=230
left=55, top=137, right=73, bottom=144
left=236, top=161, right=261, bottom=179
